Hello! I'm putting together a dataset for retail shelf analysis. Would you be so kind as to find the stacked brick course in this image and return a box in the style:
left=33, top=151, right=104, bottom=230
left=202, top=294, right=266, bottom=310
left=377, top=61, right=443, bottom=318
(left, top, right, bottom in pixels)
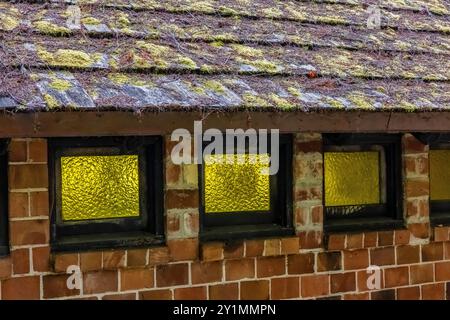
left=0, top=135, right=449, bottom=300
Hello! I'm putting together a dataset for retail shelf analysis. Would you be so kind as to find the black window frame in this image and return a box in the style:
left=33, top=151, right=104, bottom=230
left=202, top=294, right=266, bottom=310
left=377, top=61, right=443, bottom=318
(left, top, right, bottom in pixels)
left=414, top=133, right=450, bottom=226
left=199, top=133, right=294, bottom=242
left=323, top=133, right=404, bottom=233
left=0, top=140, right=8, bottom=257
left=49, top=136, right=164, bottom=252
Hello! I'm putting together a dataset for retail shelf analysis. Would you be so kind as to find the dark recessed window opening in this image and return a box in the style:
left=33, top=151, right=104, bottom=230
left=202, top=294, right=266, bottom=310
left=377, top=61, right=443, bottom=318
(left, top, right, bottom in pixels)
left=49, top=136, right=164, bottom=252
left=323, top=134, right=403, bottom=233
left=0, top=140, right=8, bottom=257
left=199, top=134, right=293, bottom=241
left=415, top=133, right=450, bottom=226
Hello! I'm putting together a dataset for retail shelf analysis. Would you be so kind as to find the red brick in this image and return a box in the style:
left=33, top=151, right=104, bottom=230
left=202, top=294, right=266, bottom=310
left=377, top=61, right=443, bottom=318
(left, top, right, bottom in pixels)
left=271, top=277, right=300, bottom=299
left=263, top=239, right=280, bottom=256
left=384, top=267, right=409, bottom=288
left=346, top=233, right=363, bottom=250
left=80, top=252, right=102, bottom=272
left=405, top=180, right=429, bottom=198
left=344, top=293, right=370, bottom=300
left=103, top=250, right=126, bottom=269
left=166, top=189, right=199, bottom=209
left=331, top=272, right=356, bottom=293
left=435, top=261, right=450, bottom=281
left=9, top=192, right=28, bottom=218
left=121, top=268, right=154, bottom=291
left=257, top=256, right=285, bottom=278
left=403, top=135, right=427, bottom=153
left=328, top=234, right=345, bottom=250
left=406, top=199, right=429, bottom=218
left=103, top=293, right=136, bottom=300
left=410, top=264, right=434, bottom=284
left=0, top=257, right=12, bottom=279
left=435, top=227, right=450, bottom=242
left=209, top=283, right=239, bottom=300
left=245, top=239, right=264, bottom=257
left=396, top=245, right=420, bottom=265
left=43, top=274, right=80, bottom=298
left=408, top=223, right=430, bottom=239
left=317, top=251, right=341, bottom=272
left=225, top=258, right=254, bottom=281
left=165, top=163, right=182, bottom=185
left=9, top=164, right=48, bottom=189
left=156, top=263, right=189, bottom=287
left=357, top=269, right=384, bottom=291
left=12, top=248, right=30, bottom=274
left=223, top=242, right=244, bottom=259
left=363, top=232, right=378, bottom=248
left=127, top=249, right=148, bottom=267
left=371, top=289, right=395, bottom=300
left=168, top=238, right=198, bottom=262
left=28, top=139, right=47, bottom=162
left=148, top=247, right=170, bottom=266
left=10, top=219, right=49, bottom=246
left=53, top=253, right=78, bottom=273
left=422, top=283, right=445, bottom=300
left=295, top=140, right=322, bottom=153
left=280, top=237, right=299, bottom=255
left=394, top=230, right=411, bottom=245
left=343, top=249, right=369, bottom=270
left=191, top=261, right=223, bottom=284
left=174, top=286, right=207, bottom=300
left=1, top=276, right=40, bottom=300
left=32, top=246, right=50, bottom=272
left=370, top=247, right=395, bottom=266
left=444, top=241, right=450, bottom=259
left=240, top=280, right=270, bottom=300
left=287, top=253, right=314, bottom=275
left=30, top=191, right=49, bottom=216
left=140, top=289, right=172, bottom=300
left=301, top=275, right=329, bottom=298
left=83, top=271, right=118, bottom=294
left=397, top=286, right=420, bottom=300
left=299, top=231, right=322, bottom=249
left=378, top=231, right=394, bottom=246
left=9, top=140, right=27, bottom=162
left=201, top=243, right=223, bottom=261
left=167, top=214, right=181, bottom=234
left=422, top=242, right=444, bottom=261
left=311, top=206, right=323, bottom=224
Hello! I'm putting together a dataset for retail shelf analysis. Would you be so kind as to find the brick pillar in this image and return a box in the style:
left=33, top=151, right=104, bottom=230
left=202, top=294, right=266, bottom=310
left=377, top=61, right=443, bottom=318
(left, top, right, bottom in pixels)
left=164, top=136, right=199, bottom=261
left=293, top=133, right=323, bottom=249
left=402, top=134, right=430, bottom=243
left=3, top=139, right=50, bottom=299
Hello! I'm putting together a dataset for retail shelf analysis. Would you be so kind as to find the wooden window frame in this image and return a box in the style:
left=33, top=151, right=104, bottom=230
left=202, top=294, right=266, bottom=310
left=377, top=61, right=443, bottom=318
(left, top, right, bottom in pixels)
left=414, top=133, right=450, bottom=226
left=49, top=136, right=164, bottom=252
left=0, top=140, right=8, bottom=257
left=199, top=134, right=294, bottom=241
left=323, top=134, right=403, bottom=233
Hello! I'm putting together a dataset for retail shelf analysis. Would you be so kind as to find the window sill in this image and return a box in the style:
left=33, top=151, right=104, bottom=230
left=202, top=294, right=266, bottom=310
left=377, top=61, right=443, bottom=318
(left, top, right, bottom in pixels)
left=0, top=245, right=9, bottom=257
left=431, top=213, right=450, bottom=226
left=324, top=217, right=405, bottom=233
left=51, top=232, right=165, bottom=253
left=200, top=224, right=294, bottom=242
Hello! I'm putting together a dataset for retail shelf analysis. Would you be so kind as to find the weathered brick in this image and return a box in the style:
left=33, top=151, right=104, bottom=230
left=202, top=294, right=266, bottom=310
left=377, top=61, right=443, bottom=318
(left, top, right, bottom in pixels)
left=225, top=258, right=254, bottom=281
left=30, top=191, right=49, bottom=216
left=148, top=247, right=170, bottom=266
left=263, top=239, right=280, bottom=256
left=245, top=239, right=265, bottom=257
left=9, top=164, right=48, bottom=189
left=343, top=249, right=369, bottom=270
left=223, top=242, right=244, bottom=259
left=156, top=263, right=189, bottom=287
left=103, top=250, right=126, bottom=269
left=371, top=289, right=395, bottom=300
left=410, top=264, right=434, bottom=284
left=317, top=251, right=341, bottom=272
left=280, top=237, right=299, bottom=255
left=363, top=232, right=378, bottom=248
left=408, top=223, right=430, bottom=239
left=435, top=227, right=450, bottom=242
left=201, top=242, right=223, bottom=261
left=80, top=252, right=102, bottom=272
left=10, top=219, right=49, bottom=246
left=191, top=261, right=223, bottom=284
left=396, top=245, right=420, bottom=265
left=287, top=253, right=314, bottom=275
left=209, top=283, right=239, bottom=300
left=346, top=233, right=363, bottom=250
left=43, top=274, right=80, bottom=298
left=140, top=289, right=172, bottom=300
left=384, top=267, right=409, bottom=288
left=53, top=253, right=78, bottom=273
left=103, top=293, right=136, bottom=300
left=174, top=287, right=207, bottom=300
left=83, top=271, right=118, bottom=294
left=403, top=135, right=427, bottom=153
left=121, top=268, right=154, bottom=291
left=328, top=234, right=345, bottom=250
left=435, top=261, right=450, bottom=281
left=422, top=242, right=444, bottom=262
left=271, top=277, right=300, bottom=299
left=9, top=140, right=27, bottom=162
left=378, top=231, right=394, bottom=246
left=357, top=270, right=384, bottom=291
left=405, top=180, right=429, bottom=197
left=240, top=280, right=270, bottom=300
left=9, top=192, right=28, bottom=218
left=370, top=247, right=395, bottom=266
left=394, top=229, right=411, bottom=245
left=2, top=276, right=40, bottom=300
left=299, top=231, right=322, bottom=249
left=257, top=256, right=286, bottom=278
left=344, top=292, right=370, bottom=300
left=32, top=246, right=50, bottom=272
left=166, top=189, right=199, bottom=209
left=422, top=283, right=445, bottom=300
left=0, top=257, right=12, bottom=279
left=127, top=249, right=148, bottom=267
left=28, top=139, right=47, bottom=162
left=397, top=286, right=420, bottom=300
left=301, top=275, right=329, bottom=298
left=330, top=272, right=356, bottom=293
left=11, top=248, right=30, bottom=274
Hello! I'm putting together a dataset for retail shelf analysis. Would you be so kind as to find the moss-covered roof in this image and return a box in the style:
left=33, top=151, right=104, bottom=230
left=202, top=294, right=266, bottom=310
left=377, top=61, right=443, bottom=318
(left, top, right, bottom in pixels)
left=0, top=0, right=449, bottom=111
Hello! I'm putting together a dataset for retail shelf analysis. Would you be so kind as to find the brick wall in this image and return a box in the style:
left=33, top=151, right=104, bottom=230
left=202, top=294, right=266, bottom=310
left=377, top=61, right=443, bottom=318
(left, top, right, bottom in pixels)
left=0, top=135, right=449, bottom=300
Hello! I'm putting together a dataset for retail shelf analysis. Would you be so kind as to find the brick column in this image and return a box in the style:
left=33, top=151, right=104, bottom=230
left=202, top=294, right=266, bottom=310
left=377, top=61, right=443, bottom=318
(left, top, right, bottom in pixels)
left=164, top=136, right=199, bottom=261
left=293, top=133, right=323, bottom=249
left=402, top=134, right=430, bottom=243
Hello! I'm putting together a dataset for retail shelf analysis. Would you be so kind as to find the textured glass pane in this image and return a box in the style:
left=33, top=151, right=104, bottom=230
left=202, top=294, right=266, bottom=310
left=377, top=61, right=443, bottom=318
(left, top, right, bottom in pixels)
left=61, top=155, right=140, bottom=221
left=325, top=152, right=380, bottom=206
left=430, top=150, right=450, bottom=200
left=204, top=154, right=270, bottom=213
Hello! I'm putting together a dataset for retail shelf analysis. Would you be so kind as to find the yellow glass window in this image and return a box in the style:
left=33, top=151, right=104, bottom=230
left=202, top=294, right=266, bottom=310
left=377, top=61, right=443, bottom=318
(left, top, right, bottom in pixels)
left=204, top=154, right=270, bottom=213
left=61, top=155, right=140, bottom=221
left=325, top=151, right=380, bottom=206
left=430, top=150, right=450, bottom=200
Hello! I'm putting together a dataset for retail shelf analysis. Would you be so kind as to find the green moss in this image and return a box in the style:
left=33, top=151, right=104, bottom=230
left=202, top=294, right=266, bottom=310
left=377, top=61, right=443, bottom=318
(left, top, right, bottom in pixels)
left=204, top=80, right=226, bottom=94
left=243, top=93, right=269, bottom=107
left=287, top=87, right=301, bottom=98
left=49, top=79, right=72, bottom=91
left=177, top=57, right=197, bottom=69
left=200, top=64, right=215, bottom=73
left=232, top=44, right=263, bottom=58
left=81, top=17, right=101, bottom=25
left=269, top=94, right=294, bottom=109
left=43, top=94, right=59, bottom=109
left=240, top=58, right=279, bottom=73
left=325, top=98, right=345, bottom=109
left=38, top=48, right=97, bottom=68
left=34, top=21, right=71, bottom=35
left=261, top=7, right=283, bottom=18
left=210, top=41, right=224, bottom=48
left=347, top=93, right=374, bottom=110
left=117, top=12, right=130, bottom=28
left=108, top=73, right=146, bottom=86
left=218, top=6, right=238, bottom=16
left=190, top=1, right=215, bottom=13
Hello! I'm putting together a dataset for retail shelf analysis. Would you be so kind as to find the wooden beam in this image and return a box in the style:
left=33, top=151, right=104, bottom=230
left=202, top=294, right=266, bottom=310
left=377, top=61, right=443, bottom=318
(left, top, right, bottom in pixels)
left=0, top=111, right=449, bottom=138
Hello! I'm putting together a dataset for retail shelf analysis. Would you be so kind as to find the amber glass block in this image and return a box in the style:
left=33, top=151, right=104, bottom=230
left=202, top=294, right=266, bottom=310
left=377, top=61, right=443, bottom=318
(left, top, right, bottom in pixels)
left=430, top=150, right=450, bottom=200
left=61, top=155, right=140, bottom=221
left=325, top=151, right=380, bottom=206
left=204, top=154, right=270, bottom=213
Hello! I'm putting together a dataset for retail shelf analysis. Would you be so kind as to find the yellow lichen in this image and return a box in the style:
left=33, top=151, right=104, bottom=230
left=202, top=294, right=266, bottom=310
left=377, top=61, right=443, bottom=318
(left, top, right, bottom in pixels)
left=261, top=7, right=283, bottom=18
left=34, top=21, right=71, bottom=35
left=347, top=93, right=374, bottom=110
left=269, top=94, right=294, bottom=109
left=204, top=80, right=226, bottom=94
left=49, top=79, right=72, bottom=91
left=232, top=44, right=263, bottom=58
left=38, top=48, right=97, bottom=68
left=243, top=93, right=269, bottom=107
left=177, top=57, right=197, bottom=69
left=81, top=17, right=101, bottom=25
left=43, top=94, right=59, bottom=109
left=240, top=58, right=280, bottom=73
left=108, top=73, right=146, bottom=86
left=117, top=12, right=130, bottom=28
left=287, top=87, right=301, bottom=98
left=190, top=1, right=215, bottom=13
left=0, top=13, right=20, bottom=31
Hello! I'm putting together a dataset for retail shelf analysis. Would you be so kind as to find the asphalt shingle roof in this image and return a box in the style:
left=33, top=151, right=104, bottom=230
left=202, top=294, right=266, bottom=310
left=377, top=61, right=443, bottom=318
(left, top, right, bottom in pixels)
left=0, top=0, right=449, bottom=112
